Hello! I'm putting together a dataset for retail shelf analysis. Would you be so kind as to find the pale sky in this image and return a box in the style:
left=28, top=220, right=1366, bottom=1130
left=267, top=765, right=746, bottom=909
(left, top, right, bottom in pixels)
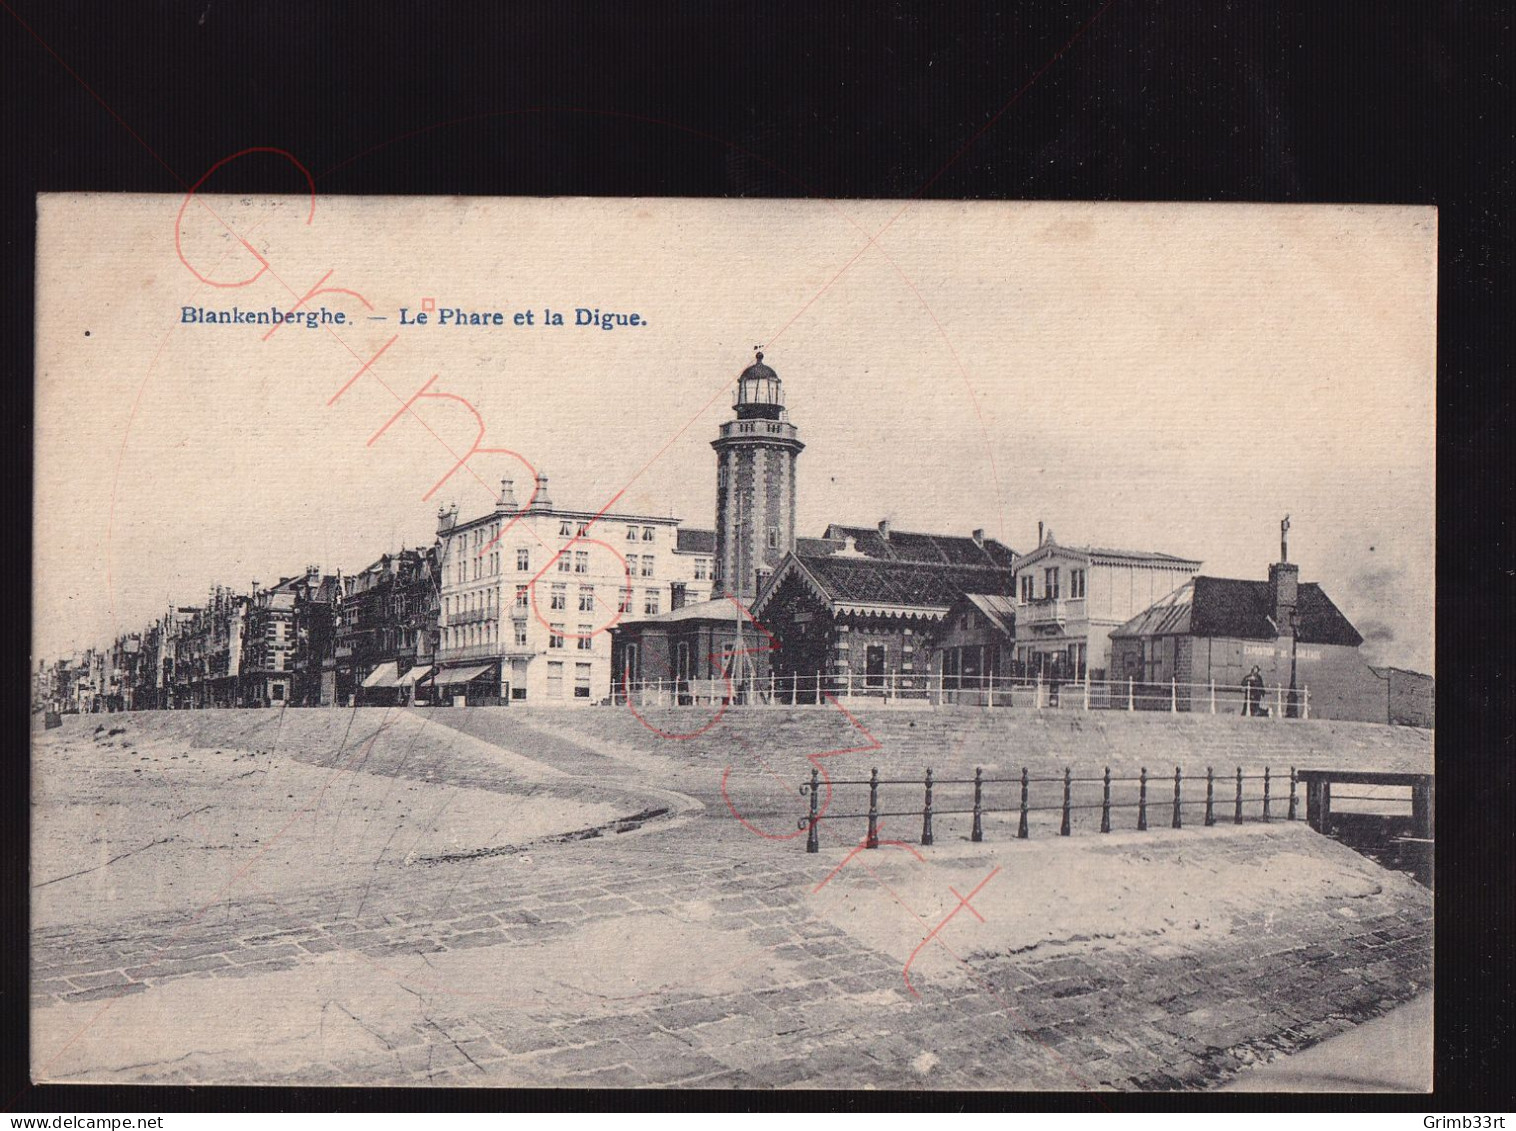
left=34, top=196, right=1436, bottom=672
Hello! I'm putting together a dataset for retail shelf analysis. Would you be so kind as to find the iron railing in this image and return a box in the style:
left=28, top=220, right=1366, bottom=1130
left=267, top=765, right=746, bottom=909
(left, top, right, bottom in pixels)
left=796, top=763, right=1299, bottom=852
left=611, top=672, right=1310, bottom=718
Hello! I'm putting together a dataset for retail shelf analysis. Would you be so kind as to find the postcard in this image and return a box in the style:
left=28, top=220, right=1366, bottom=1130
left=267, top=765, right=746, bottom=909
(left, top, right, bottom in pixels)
left=31, top=193, right=1435, bottom=1090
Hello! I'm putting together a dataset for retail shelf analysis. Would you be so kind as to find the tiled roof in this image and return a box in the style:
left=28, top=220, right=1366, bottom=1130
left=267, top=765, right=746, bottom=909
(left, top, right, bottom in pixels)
left=964, top=593, right=1018, bottom=636
left=821, top=524, right=1015, bottom=567
left=615, top=597, right=743, bottom=627
left=797, top=536, right=842, bottom=556
left=675, top=528, right=716, bottom=554
left=796, top=553, right=1014, bottom=612
left=1111, top=576, right=1363, bottom=647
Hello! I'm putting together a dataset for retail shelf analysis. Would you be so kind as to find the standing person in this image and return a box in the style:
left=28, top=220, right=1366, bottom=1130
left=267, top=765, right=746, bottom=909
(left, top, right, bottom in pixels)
left=1241, top=665, right=1265, bottom=717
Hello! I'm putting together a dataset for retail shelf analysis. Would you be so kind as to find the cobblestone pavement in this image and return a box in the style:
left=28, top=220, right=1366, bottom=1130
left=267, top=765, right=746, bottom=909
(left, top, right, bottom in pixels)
left=32, top=712, right=1433, bottom=1090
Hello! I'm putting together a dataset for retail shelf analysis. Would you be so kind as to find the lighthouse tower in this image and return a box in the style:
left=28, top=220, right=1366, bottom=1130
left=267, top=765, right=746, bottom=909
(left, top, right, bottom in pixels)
left=712, top=351, right=805, bottom=603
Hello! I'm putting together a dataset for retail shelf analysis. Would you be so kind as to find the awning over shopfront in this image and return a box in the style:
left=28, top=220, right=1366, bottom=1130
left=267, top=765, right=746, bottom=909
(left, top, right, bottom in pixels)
left=361, top=661, right=401, bottom=689
left=397, top=665, right=434, bottom=686
left=428, top=662, right=496, bottom=686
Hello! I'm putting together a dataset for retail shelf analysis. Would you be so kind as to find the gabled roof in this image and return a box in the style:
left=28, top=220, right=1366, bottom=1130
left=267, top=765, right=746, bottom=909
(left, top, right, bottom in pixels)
left=820, top=524, right=1015, bottom=567
left=614, top=596, right=746, bottom=628
left=675, top=528, right=716, bottom=554
left=764, top=552, right=1014, bottom=618
left=1015, top=538, right=1201, bottom=571
left=1111, top=576, right=1364, bottom=647
left=964, top=593, right=1018, bottom=636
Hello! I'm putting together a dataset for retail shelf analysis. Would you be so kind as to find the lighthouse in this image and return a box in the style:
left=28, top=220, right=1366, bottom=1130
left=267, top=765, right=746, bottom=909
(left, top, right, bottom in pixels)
left=711, top=351, right=805, bottom=602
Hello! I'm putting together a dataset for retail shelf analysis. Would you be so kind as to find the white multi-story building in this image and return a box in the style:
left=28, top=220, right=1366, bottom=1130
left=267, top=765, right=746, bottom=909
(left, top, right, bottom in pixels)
left=430, top=473, right=714, bottom=706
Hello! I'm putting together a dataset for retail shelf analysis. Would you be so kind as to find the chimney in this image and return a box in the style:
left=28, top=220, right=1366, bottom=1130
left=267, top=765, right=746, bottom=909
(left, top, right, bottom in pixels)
left=971, top=528, right=985, bottom=547
left=878, top=518, right=891, bottom=541
left=1269, top=560, right=1299, bottom=639
left=497, top=478, right=519, bottom=512
left=1037, top=521, right=1044, bottom=547
left=437, top=504, right=458, bottom=535
left=531, top=472, right=553, bottom=510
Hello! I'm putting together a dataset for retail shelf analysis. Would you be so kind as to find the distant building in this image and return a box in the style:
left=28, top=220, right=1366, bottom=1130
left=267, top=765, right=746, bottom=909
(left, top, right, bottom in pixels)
left=1106, top=528, right=1408, bottom=722
left=750, top=525, right=1016, bottom=700
left=428, top=473, right=713, bottom=706
left=925, top=592, right=1017, bottom=705
left=335, top=548, right=438, bottom=706
left=1010, top=528, right=1202, bottom=682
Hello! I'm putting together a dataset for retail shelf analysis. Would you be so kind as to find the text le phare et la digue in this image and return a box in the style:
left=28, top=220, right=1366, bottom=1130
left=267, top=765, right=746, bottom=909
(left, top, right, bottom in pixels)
left=398, top=306, right=646, bottom=329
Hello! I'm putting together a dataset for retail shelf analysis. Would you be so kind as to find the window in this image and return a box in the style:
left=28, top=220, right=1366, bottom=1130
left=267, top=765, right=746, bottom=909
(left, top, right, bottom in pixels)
left=618, top=588, right=632, bottom=614
left=574, top=550, right=589, bottom=574
left=559, top=520, right=572, bottom=537
left=642, top=527, right=655, bottom=542
left=558, top=553, right=572, bottom=573
left=1044, top=568, right=1060, bottom=599
left=549, top=624, right=565, bottom=649
left=575, top=663, right=592, bottom=698
left=515, top=584, right=529, bottom=609
left=513, top=622, right=528, bottom=647
left=694, top=559, right=709, bottom=581
left=640, top=554, right=655, bottom=577
left=577, top=522, right=590, bottom=537
left=626, top=526, right=638, bottom=541
left=768, top=527, right=779, bottom=548
left=1070, top=569, right=1086, bottom=599
left=578, top=586, right=595, bottom=612
left=547, top=661, right=564, bottom=698
left=1020, top=574, right=1034, bottom=603
left=577, top=625, right=593, bottom=651
left=718, top=465, right=727, bottom=489
left=644, top=590, right=660, bottom=616
left=550, top=584, right=566, bottom=610
left=517, top=548, right=530, bottom=571
left=271, top=684, right=284, bottom=701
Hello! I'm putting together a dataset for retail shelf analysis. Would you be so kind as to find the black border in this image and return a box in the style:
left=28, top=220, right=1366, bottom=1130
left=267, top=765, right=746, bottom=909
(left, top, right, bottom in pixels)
left=4, top=0, right=1511, bottom=1113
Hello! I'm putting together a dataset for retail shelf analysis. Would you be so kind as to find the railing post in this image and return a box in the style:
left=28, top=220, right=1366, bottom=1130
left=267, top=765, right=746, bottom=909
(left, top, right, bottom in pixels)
left=1204, top=766, right=1215, bottom=826
left=1275, top=683, right=1284, bottom=720
left=1262, top=766, right=1272, bottom=822
left=1209, top=680, right=1216, bottom=714
left=1035, top=673, right=1043, bottom=711
left=846, top=671, right=853, bottom=699
left=1170, top=678, right=1177, bottom=713
left=1172, top=765, right=1183, bottom=829
left=1303, top=685, right=1310, bottom=720
left=1288, top=767, right=1298, bottom=821
left=1017, top=767, right=1029, bottom=839
left=1137, top=767, right=1148, bottom=831
left=866, top=767, right=880, bottom=849
left=805, top=767, right=820, bottom=854
left=817, top=671, right=823, bottom=705
left=921, top=767, right=934, bottom=846
left=1084, top=672, right=1090, bottom=711
left=1100, top=766, right=1111, bottom=833
left=1234, top=766, right=1244, bottom=825
left=971, top=767, right=984, bottom=843
left=1060, top=767, right=1072, bottom=836
left=1127, top=677, right=1134, bottom=711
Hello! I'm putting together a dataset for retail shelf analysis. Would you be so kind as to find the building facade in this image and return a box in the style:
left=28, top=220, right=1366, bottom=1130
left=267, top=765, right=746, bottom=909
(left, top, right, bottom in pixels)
left=1106, top=545, right=1399, bottom=721
left=925, top=592, right=1017, bottom=705
left=712, top=352, right=804, bottom=603
left=429, top=473, right=714, bottom=706
left=1010, top=530, right=1202, bottom=682
left=751, top=528, right=1016, bottom=701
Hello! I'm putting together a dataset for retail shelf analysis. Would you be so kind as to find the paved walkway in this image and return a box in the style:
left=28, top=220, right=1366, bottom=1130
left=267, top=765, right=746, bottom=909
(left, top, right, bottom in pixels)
left=1221, top=993, right=1432, bottom=1092
left=31, top=711, right=1435, bottom=1090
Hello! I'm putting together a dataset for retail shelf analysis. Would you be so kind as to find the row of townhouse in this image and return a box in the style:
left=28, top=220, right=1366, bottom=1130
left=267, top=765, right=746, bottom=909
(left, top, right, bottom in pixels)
left=35, top=472, right=720, bottom=713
